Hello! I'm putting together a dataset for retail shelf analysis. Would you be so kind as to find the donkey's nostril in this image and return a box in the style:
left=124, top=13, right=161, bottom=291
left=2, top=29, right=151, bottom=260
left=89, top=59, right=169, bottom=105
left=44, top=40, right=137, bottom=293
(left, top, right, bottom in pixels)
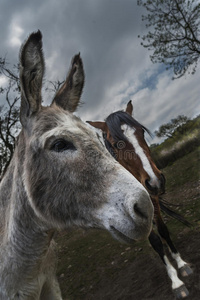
left=145, top=179, right=158, bottom=195
left=134, top=203, right=148, bottom=220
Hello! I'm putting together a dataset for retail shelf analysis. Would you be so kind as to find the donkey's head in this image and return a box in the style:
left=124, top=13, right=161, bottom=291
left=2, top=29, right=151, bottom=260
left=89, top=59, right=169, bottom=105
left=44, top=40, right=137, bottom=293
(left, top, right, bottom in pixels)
left=18, top=31, right=153, bottom=243
left=87, top=101, right=165, bottom=196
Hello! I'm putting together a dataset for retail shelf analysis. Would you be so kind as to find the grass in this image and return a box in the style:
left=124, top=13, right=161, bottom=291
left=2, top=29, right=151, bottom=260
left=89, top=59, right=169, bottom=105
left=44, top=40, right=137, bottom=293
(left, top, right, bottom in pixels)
left=163, top=146, right=200, bottom=190
left=160, top=147, right=200, bottom=235
left=56, top=228, right=150, bottom=299
left=151, top=116, right=200, bottom=168
left=56, top=147, right=200, bottom=299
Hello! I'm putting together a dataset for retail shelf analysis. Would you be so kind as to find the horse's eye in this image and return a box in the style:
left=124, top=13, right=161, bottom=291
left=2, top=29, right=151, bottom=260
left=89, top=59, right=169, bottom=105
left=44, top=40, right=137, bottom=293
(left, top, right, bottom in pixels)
left=51, top=140, right=76, bottom=152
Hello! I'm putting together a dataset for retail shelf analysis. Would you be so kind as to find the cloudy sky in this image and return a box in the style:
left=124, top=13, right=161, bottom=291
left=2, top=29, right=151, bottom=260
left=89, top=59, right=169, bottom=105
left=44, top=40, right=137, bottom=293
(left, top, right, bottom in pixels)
left=0, top=0, right=200, bottom=144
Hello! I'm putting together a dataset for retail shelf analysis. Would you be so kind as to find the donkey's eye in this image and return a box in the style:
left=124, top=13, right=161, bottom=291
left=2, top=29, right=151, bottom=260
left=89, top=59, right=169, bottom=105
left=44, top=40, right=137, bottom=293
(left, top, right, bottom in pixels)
left=51, top=140, right=76, bottom=152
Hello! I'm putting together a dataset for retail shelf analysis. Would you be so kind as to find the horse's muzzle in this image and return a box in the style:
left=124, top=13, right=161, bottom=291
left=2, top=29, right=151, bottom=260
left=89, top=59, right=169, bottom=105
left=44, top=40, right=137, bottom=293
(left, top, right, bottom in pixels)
left=145, top=173, right=166, bottom=196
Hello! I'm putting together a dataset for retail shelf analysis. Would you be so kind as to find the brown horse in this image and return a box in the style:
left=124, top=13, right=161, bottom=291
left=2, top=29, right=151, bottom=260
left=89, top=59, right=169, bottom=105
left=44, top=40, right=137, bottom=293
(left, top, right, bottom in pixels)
left=87, top=100, right=193, bottom=299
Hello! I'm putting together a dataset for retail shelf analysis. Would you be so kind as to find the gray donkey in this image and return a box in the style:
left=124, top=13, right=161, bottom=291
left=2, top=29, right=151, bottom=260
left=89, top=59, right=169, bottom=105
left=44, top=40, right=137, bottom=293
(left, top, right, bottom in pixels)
left=0, top=31, right=153, bottom=299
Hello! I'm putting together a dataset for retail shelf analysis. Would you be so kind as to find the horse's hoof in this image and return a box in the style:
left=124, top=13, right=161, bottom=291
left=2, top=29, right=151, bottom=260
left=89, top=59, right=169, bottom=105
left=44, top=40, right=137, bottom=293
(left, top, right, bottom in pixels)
left=180, top=264, right=193, bottom=277
left=174, top=285, right=189, bottom=299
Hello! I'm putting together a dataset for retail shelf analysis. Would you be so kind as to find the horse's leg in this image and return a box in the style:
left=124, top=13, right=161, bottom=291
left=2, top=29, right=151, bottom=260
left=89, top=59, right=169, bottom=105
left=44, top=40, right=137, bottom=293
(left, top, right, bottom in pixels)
left=40, top=277, right=63, bottom=300
left=151, top=196, right=193, bottom=278
left=149, top=230, right=189, bottom=299
left=156, top=214, right=193, bottom=277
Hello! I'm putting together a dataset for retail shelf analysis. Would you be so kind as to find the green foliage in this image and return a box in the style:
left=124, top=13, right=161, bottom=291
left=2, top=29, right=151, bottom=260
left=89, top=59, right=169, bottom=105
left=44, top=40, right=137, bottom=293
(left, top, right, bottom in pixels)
left=138, top=0, right=200, bottom=78
left=164, top=146, right=200, bottom=190
left=151, top=115, right=200, bottom=168
left=155, top=115, right=190, bottom=139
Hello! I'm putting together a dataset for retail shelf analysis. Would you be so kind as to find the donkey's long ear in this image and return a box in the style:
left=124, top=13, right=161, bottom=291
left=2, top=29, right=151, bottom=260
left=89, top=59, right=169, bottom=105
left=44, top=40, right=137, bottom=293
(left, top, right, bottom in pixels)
left=86, top=121, right=107, bottom=132
left=125, top=100, right=133, bottom=116
left=20, top=30, right=44, bottom=127
left=52, top=54, right=84, bottom=112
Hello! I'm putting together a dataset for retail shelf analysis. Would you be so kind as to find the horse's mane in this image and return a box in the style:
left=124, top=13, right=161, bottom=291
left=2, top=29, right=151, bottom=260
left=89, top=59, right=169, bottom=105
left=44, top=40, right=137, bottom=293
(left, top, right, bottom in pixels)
left=106, top=110, right=151, bottom=141
left=103, top=132, right=118, bottom=159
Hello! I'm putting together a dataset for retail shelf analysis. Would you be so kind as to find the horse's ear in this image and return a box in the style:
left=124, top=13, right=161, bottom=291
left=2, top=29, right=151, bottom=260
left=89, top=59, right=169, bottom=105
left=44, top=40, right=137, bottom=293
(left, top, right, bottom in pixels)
left=86, top=121, right=107, bottom=132
left=20, top=30, right=45, bottom=127
left=52, top=54, right=84, bottom=113
left=125, top=100, right=133, bottom=116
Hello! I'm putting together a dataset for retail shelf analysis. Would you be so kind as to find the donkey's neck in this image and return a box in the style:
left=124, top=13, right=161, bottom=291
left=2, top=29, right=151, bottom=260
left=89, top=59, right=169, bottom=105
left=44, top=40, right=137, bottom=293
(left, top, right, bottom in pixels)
left=0, top=132, right=54, bottom=295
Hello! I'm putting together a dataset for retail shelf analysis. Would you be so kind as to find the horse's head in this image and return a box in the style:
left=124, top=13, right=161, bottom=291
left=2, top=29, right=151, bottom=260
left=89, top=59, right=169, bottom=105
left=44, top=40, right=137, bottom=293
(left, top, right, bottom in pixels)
left=16, top=32, right=153, bottom=243
left=87, top=101, right=165, bottom=196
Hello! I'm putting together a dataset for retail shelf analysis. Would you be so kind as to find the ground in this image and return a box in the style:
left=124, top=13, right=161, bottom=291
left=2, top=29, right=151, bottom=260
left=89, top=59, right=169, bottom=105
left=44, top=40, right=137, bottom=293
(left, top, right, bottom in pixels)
left=56, top=149, right=200, bottom=300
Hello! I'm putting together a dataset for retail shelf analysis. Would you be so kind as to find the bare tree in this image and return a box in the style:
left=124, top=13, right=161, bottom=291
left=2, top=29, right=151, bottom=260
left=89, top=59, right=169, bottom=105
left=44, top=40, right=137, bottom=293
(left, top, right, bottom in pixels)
left=138, top=0, right=200, bottom=78
left=45, top=80, right=65, bottom=93
left=0, top=56, right=20, bottom=86
left=0, top=58, right=20, bottom=178
left=0, top=89, right=20, bottom=178
left=0, top=56, right=65, bottom=178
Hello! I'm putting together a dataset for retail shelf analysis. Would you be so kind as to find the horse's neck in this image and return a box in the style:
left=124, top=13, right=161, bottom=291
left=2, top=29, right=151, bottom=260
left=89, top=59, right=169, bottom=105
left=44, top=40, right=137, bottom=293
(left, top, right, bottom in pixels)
left=0, top=136, right=52, bottom=290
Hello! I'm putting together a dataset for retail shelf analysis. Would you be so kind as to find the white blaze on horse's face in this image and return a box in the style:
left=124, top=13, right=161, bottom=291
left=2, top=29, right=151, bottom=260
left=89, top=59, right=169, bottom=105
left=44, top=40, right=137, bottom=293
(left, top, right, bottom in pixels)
left=121, top=124, right=160, bottom=187
left=87, top=109, right=166, bottom=196
left=120, top=124, right=165, bottom=195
